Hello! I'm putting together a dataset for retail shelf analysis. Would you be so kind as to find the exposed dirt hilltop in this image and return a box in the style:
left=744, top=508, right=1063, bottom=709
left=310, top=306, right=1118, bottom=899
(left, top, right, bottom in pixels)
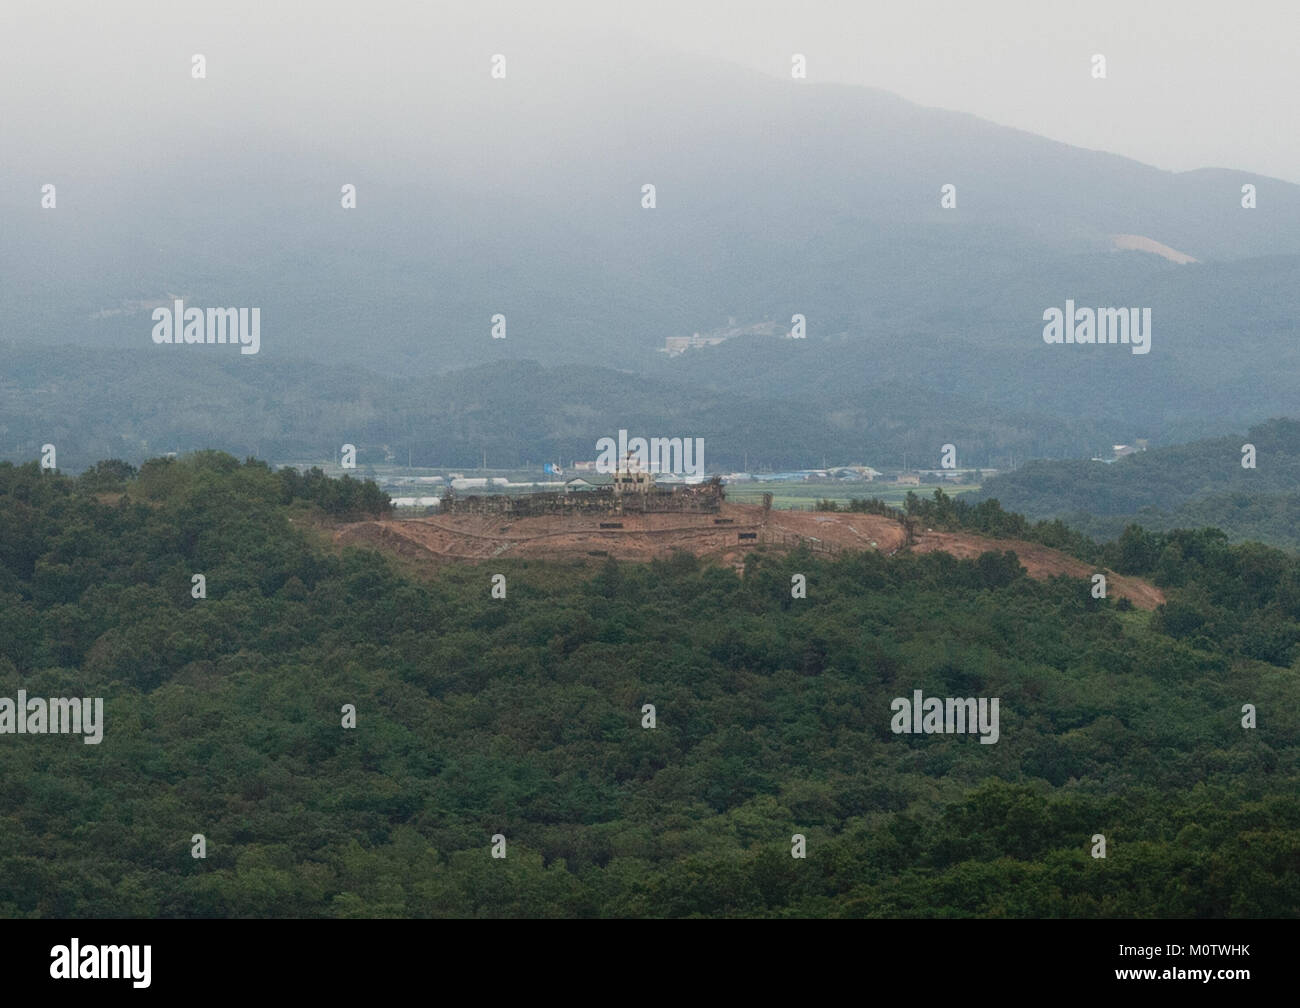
left=335, top=502, right=1164, bottom=609
left=336, top=502, right=904, bottom=565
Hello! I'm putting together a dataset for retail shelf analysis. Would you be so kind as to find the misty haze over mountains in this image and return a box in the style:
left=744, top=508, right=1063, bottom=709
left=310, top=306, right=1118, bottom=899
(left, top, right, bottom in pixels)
left=4, top=40, right=1299, bottom=469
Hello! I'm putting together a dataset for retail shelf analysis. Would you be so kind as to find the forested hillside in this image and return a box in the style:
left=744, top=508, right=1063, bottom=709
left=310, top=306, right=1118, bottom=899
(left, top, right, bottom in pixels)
left=1, top=455, right=1297, bottom=917
left=978, top=418, right=1300, bottom=550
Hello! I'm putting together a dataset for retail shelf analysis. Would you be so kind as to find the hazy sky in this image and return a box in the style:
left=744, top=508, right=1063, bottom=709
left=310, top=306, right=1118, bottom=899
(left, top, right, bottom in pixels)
left=3, top=0, right=1297, bottom=182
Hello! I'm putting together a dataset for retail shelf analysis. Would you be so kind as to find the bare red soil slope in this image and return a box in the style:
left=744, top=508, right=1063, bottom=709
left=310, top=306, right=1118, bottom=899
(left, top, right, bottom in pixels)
left=335, top=502, right=1163, bottom=609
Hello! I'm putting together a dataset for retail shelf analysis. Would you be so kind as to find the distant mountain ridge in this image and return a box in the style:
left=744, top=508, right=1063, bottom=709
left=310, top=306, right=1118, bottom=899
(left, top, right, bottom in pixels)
left=3, top=44, right=1299, bottom=468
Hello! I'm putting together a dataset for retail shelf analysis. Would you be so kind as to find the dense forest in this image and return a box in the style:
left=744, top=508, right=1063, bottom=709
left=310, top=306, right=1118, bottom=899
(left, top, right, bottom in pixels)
left=0, top=454, right=1297, bottom=917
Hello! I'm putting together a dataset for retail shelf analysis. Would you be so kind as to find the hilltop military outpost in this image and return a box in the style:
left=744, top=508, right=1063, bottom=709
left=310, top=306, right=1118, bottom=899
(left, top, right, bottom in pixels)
left=442, top=453, right=725, bottom=517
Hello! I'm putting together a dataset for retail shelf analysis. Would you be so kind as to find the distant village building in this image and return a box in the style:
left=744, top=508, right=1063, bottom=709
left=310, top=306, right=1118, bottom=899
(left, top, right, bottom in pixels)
left=660, top=332, right=729, bottom=357
left=912, top=468, right=978, bottom=483
left=450, top=477, right=509, bottom=490
left=658, top=321, right=786, bottom=357
left=827, top=466, right=880, bottom=481
left=391, top=496, right=441, bottom=508
left=1092, top=440, right=1149, bottom=464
